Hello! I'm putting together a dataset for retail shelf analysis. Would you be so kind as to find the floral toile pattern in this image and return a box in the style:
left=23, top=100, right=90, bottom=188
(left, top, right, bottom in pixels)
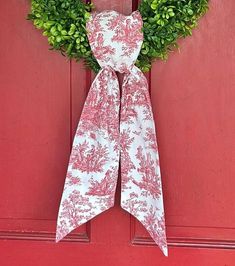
left=55, top=10, right=168, bottom=257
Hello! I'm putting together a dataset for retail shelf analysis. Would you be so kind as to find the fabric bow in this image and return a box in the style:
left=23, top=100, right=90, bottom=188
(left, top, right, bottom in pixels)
left=55, top=10, right=168, bottom=257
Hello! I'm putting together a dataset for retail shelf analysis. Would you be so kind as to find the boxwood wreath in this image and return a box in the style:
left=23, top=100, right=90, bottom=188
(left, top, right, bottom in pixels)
left=28, top=0, right=209, bottom=73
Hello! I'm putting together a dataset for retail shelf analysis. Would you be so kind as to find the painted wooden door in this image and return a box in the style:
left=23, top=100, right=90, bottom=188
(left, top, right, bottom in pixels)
left=1, top=0, right=235, bottom=265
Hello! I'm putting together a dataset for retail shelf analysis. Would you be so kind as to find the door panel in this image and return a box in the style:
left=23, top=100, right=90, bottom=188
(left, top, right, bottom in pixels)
left=0, top=0, right=70, bottom=230
left=150, top=0, right=235, bottom=248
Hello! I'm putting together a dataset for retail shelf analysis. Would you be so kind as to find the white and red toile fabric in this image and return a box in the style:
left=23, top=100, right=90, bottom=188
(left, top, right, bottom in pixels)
left=55, top=10, right=168, bottom=256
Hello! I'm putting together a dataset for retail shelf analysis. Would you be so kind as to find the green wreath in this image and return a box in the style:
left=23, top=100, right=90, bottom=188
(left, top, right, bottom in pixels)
left=28, top=0, right=209, bottom=73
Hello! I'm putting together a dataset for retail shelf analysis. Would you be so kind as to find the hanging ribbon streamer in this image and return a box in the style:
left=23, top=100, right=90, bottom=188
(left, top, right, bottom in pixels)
left=55, top=10, right=168, bottom=257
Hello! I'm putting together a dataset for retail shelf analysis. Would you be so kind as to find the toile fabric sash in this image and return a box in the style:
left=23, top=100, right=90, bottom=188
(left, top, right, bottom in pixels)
left=55, top=10, right=168, bottom=257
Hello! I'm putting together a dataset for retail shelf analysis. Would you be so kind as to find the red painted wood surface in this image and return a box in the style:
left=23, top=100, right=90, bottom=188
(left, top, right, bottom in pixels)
left=1, top=0, right=235, bottom=265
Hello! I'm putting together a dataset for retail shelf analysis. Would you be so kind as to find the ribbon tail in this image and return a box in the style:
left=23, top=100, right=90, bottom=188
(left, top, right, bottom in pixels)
left=55, top=67, right=120, bottom=242
left=120, top=66, right=168, bottom=256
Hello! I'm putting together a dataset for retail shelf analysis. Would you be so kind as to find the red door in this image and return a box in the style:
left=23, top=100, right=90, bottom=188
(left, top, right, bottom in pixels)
left=1, top=0, right=235, bottom=265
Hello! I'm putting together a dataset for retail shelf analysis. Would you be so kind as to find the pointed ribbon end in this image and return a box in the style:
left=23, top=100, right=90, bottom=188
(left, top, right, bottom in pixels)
left=162, top=246, right=168, bottom=257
